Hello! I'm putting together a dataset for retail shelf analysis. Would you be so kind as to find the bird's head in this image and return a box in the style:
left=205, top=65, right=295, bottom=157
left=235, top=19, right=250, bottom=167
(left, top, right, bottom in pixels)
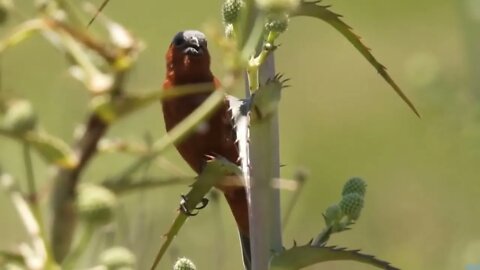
left=165, top=30, right=213, bottom=84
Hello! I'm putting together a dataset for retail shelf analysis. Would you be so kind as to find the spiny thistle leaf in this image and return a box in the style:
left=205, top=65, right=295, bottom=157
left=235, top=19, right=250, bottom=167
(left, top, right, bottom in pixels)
left=150, top=157, right=241, bottom=270
left=291, top=0, right=420, bottom=117
left=251, top=74, right=288, bottom=121
left=227, top=95, right=251, bottom=187
left=270, top=245, right=400, bottom=270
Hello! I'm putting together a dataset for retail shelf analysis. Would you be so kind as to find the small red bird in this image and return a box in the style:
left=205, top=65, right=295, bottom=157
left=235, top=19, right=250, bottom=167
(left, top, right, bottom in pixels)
left=161, top=30, right=251, bottom=269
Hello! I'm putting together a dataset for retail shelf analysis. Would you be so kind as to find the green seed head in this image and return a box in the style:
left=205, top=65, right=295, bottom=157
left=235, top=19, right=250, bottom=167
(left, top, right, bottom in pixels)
left=100, top=246, right=136, bottom=270
left=324, top=204, right=343, bottom=224
left=173, top=257, right=196, bottom=270
left=339, top=193, right=364, bottom=220
left=77, top=184, right=117, bottom=226
left=256, top=0, right=300, bottom=13
left=342, top=177, right=367, bottom=197
left=265, top=13, right=289, bottom=33
left=222, top=0, right=244, bottom=24
left=2, top=100, right=37, bottom=134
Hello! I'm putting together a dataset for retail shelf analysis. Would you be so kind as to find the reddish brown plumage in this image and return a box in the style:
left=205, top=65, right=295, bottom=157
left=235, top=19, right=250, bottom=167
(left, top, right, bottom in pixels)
left=161, top=31, right=249, bottom=237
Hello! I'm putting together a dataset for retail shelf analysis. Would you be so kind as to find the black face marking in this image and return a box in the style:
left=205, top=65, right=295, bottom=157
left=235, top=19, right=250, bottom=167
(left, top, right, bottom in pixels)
left=171, top=30, right=208, bottom=56
left=172, top=32, right=186, bottom=47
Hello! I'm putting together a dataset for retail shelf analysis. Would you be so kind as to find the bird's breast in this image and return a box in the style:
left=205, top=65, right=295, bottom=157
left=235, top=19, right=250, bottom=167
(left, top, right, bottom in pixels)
left=161, top=93, right=239, bottom=174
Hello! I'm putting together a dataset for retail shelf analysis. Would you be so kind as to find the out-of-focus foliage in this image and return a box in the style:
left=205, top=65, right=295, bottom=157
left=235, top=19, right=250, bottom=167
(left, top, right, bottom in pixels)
left=0, top=0, right=479, bottom=269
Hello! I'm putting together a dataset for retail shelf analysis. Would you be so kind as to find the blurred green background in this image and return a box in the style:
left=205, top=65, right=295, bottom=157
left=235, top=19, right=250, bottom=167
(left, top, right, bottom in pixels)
left=1, top=0, right=480, bottom=269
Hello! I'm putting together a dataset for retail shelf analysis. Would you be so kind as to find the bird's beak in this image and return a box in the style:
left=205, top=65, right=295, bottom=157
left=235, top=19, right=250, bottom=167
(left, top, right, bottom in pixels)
left=188, top=36, right=200, bottom=48
left=184, top=37, right=203, bottom=56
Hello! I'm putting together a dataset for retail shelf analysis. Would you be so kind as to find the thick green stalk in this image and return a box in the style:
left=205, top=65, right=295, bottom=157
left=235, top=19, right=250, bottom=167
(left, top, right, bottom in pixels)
left=247, top=54, right=283, bottom=270
left=51, top=114, right=109, bottom=262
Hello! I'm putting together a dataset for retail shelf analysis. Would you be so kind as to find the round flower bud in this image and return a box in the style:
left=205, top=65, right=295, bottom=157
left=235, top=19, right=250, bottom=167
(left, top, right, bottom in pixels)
left=339, top=193, right=364, bottom=220
left=100, top=246, right=136, bottom=270
left=342, top=177, right=367, bottom=197
left=77, top=184, right=117, bottom=226
left=265, top=13, right=289, bottom=33
left=173, top=257, right=196, bottom=270
left=222, top=0, right=244, bottom=24
left=256, top=0, right=300, bottom=13
left=2, top=100, right=37, bottom=134
left=324, top=204, right=343, bottom=223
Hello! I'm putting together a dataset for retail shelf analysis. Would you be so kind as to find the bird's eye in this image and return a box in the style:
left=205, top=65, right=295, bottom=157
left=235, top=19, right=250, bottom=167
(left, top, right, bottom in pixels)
left=172, top=33, right=186, bottom=47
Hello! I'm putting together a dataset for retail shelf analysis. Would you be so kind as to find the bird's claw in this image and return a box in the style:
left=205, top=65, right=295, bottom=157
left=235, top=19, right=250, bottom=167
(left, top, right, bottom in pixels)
left=179, top=195, right=210, bottom=216
left=196, top=197, right=209, bottom=210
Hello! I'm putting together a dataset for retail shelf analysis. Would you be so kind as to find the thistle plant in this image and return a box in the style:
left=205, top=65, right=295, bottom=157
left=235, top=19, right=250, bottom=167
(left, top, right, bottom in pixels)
left=173, top=257, right=196, bottom=270
left=214, top=1, right=416, bottom=269
left=0, top=0, right=418, bottom=270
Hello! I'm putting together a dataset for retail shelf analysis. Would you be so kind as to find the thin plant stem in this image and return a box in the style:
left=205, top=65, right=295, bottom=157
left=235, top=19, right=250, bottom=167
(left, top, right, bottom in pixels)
left=103, top=177, right=194, bottom=195
left=22, top=143, right=57, bottom=268
left=150, top=214, right=188, bottom=270
left=87, top=0, right=111, bottom=27
left=113, top=90, right=225, bottom=180
left=237, top=0, right=257, bottom=49
left=246, top=31, right=277, bottom=91
left=282, top=171, right=307, bottom=229
left=0, top=55, right=2, bottom=95
left=0, top=54, right=4, bottom=113
left=149, top=158, right=239, bottom=270
left=23, top=143, right=36, bottom=202
left=62, top=224, right=95, bottom=270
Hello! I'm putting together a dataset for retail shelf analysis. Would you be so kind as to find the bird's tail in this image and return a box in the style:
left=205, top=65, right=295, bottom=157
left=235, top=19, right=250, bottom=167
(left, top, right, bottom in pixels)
left=223, top=187, right=251, bottom=270
left=239, top=232, right=251, bottom=270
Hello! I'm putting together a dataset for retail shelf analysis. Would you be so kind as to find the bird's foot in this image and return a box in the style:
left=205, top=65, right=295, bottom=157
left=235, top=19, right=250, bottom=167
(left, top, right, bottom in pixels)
left=179, top=195, right=209, bottom=216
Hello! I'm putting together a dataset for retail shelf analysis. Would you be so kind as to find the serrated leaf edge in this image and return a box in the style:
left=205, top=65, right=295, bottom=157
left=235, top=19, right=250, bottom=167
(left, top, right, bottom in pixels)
left=292, top=0, right=420, bottom=117
left=271, top=244, right=400, bottom=270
